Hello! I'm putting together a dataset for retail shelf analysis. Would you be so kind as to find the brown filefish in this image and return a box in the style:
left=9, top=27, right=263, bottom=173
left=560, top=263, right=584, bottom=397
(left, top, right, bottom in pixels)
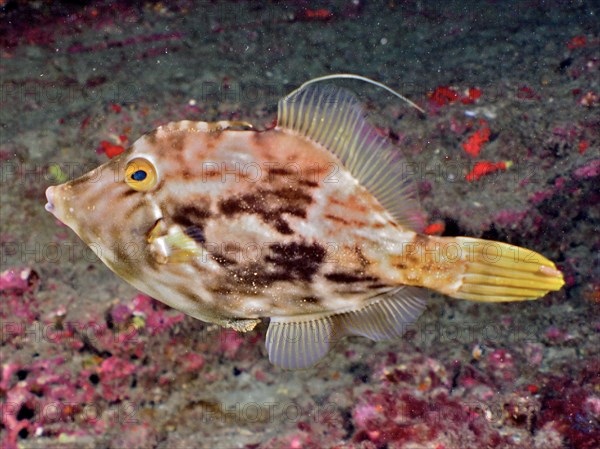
left=45, top=75, right=564, bottom=369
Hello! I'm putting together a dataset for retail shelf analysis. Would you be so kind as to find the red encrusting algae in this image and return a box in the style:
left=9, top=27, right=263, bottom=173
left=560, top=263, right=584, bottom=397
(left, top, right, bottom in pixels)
left=462, top=120, right=491, bottom=158
left=99, top=140, right=125, bottom=158
left=428, top=86, right=460, bottom=106
left=424, top=222, right=445, bottom=235
left=466, top=161, right=512, bottom=182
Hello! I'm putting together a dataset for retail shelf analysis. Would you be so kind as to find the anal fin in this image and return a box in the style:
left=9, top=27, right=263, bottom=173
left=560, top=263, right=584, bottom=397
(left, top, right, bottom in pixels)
left=266, top=287, right=427, bottom=369
left=266, top=316, right=334, bottom=370
left=336, top=286, right=427, bottom=341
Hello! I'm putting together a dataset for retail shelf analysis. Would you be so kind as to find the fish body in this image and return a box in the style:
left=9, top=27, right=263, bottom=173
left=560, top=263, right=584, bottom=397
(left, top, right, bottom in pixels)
left=45, top=80, right=564, bottom=368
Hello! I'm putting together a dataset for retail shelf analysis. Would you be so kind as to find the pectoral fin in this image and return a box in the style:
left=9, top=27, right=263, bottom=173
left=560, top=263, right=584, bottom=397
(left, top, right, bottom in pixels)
left=163, top=229, right=203, bottom=263
left=148, top=221, right=203, bottom=264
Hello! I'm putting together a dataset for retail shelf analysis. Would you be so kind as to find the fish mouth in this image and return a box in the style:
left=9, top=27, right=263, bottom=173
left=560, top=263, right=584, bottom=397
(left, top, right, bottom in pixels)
left=45, top=186, right=65, bottom=225
left=45, top=186, right=56, bottom=213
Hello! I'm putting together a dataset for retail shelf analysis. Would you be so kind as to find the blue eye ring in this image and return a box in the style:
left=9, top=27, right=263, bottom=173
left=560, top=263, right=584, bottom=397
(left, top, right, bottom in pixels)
left=131, top=170, right=147, bottom=181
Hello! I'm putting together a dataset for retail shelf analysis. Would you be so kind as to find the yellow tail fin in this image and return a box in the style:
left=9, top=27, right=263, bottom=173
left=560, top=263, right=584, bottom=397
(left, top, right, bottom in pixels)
left=451, top=237, right=564, bottom=302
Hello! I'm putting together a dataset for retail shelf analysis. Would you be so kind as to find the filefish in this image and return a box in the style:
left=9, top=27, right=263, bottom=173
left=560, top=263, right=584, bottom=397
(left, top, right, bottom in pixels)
left=45, top=75, right=564, bottom=369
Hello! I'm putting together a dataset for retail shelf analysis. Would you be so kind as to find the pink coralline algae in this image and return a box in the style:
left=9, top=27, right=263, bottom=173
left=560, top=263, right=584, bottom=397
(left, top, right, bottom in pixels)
left=492, top=209, right=527, bottom=228
left=536, top=376, right=600, bottom=449
left=352, top=390, right=439, bottom=446
left=0, top=267, right=39, bottom=330
left=145, top=307, right=185, bottom=336
left=0, top=289, right=199, bottom=449
left=130, top=293, right=185, bottom=335
left=219, top=329, right=246, bottom=359
left=486, top=349, right=516, bottom=381
left=0, top=357, right=95, bottom=449
left=350, top=375, right=506, bottom=448
left=180, top=353, right=205, bottom=373
left=573, top=158, right=600, bottom=179
left=529, top=189, right=555, bottom=205
left=109, top=303, right=133, bottom=324
left=99, top=357, right=137, bottom=402
left=0, top=267, right=39, bottom=293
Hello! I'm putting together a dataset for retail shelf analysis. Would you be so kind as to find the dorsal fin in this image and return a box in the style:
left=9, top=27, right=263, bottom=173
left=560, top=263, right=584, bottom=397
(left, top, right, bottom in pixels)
left=277, top=84, right=425, bottom=231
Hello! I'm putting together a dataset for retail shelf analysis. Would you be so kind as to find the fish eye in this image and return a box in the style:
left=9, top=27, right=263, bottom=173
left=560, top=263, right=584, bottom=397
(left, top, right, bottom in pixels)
left=131, top=170, right=147, bottom=181
left=125, top=158, right=158, bottom=191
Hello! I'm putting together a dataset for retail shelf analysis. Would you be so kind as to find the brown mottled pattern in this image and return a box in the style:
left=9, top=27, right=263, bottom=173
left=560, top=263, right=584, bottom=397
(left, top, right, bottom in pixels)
left=47, top=123, right=421, bottom=322
left=218, top=187, right=312, bottom=235
left=210, top=241, right=327, bottom=296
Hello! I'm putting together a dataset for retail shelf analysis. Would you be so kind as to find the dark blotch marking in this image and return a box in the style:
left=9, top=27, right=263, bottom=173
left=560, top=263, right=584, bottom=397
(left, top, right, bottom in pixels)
left=268, top=167, right=294, bottom=176
left=268, top=167, right=319, bottom=188
left=203, top=168, right=221, bottom=179
left=171, top=205, right=211, bottom=242
left=210, top=242, right=244, bottom=267
left=273, top=217, right=294, bottom=235
left=267, top=167, right=318, bottom=188
left=324, top=214, right=369, bottom=228
left=325, top=272, right=378, bottom=283
left=221, top=241, right=326, bottom=293
left=160, top=199, right=213, bottom=264
left=302, top=296, right=320, bottom=304
left=211, top=252, right=237, bottom=266
left=120, top=188, right=139, bottom=199
left=299, top=179, right=319, bottom=188
left=325, top=214, right=349, bottom=225
left=218, top=187, right=311, bottom=235
left=354, top=246, right=370, bottom=268
left=369, top=283, right=389, bottom=289
left=265, top=242, right=326, bottom=282
left=273, top=187, right=311, bottom=205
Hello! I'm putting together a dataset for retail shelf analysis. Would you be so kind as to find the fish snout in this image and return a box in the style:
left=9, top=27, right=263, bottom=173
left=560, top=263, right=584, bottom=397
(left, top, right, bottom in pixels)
left=45, top=186, right=56, bottom=213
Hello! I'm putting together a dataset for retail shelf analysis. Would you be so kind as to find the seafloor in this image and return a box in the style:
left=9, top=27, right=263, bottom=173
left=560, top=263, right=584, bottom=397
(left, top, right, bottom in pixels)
left=0, top=1, right=598, bottom=448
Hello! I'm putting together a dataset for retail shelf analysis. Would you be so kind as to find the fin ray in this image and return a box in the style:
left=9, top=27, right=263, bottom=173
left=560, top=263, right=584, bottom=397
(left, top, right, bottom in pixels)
left=338, top=286, right=427, bottom=340
left=266, top=316, right=334, bottom=370
left=278, top=84, right=425, bottom=231
left=453, top=237, right=564, bottom=302
left=266, top=287, right=427, bottom=369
